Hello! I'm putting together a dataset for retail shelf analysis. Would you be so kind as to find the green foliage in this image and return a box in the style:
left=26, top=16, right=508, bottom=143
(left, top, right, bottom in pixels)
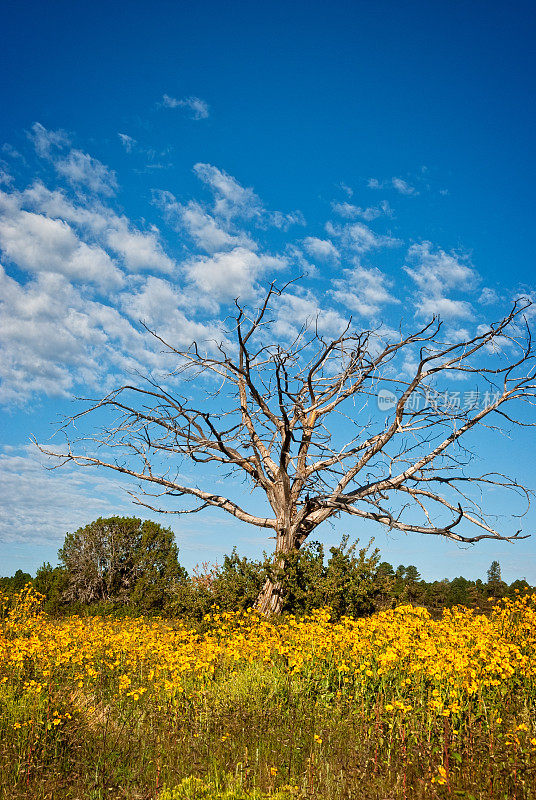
left=170, top=536, right=389, bottom=620
left=486, top=560, right=508, bottom=600
left=404, top=565, right=421, bottom=583
left=272, top=541, right=326, bottom=614
left=445, top=576, right=471, bottom=608
left=5, top=527, right=536, bottom=620
left=321, top=535, right=387, bottom=617
left=487, top=559, right=502, bottom=585
left=212, top=549, right=268, bottom=612
left=57, top=516, right=186, bottom=611
left=0, top=569, right=33, bottom=593
left=33, top=563, right=68, bottom=613
left=267, top=535, right=389, bottom=618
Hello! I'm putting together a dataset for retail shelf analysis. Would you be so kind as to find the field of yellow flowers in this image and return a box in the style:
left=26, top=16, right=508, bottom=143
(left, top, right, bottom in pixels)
left=1, top=587, right=536, bottom=799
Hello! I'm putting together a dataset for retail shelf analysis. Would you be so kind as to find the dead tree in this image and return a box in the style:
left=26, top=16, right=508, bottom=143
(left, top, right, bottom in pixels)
left=37, top=284, right=535, bottom=614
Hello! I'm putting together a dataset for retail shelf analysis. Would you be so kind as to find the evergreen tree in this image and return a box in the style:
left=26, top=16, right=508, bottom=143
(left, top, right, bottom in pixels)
left=58, top=517, right=185, bottom=610
left=487, top=560, right=502, bottom=584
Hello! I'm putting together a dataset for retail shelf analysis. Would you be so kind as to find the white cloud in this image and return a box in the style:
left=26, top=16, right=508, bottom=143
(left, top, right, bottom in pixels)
left=302, top=237, right=339, bottom=262
left=156, top=191, right=254, bottom=253
left=0, top=265, right=150, bottom=402
left=273, top=289, right=348, bottom=340
left=0, top=268, right=93, bottom=401
left=29, top=123, right=117, bottom=196
left=392, top=177, right=418, bottom=196
left=367, top=176, right=418, bottom=196
left=0, top=257, right=213, bottom=405
left=29, top=122, right=70, bottom=158
left=0, top=446, right=133, bottom=545
left=405, top=242, right=479, bottom=295
left=2, top=143, right=24, bottom=161
left=156, top=162, right=298, bottom=251
left=21, top=182, right=176, bottom=274
left=184, top=247, right=286, bottom=310
left=330, top=265, right=400, bottom=317
left=415, top=296, right=473, bottom=319
left=106, top=226, right=176, bottom=274
left=326, top=220, right=401, bottom=253
left=479, top=287, right=499, bottom=305
left=0, top=138, right=301, bottom=409
left=121, top=275, right=230, bottom=351
left=405, top=241, right=479, bottom=320
left=269, top=210, right=306, bottom=230
left=54, top=149, right=118, bottom=195
left=118, top=133, right=136, bottom=153
left=193, top=162, right=262, bottom=221
left=165, top=162, right=303, bottom=239
left=162, top=94, right=210, bottom=120
left=331, top=200, right=392, bottom=221
left=0, top=167, right=13, bottom=186
left=0, top=197, right=123, bottom=288
left=21, top=181, right=108, bottom=230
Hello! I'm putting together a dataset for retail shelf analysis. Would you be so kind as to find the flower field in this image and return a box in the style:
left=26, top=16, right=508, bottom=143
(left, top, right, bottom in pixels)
left=1, top=587, right=536, bottom=799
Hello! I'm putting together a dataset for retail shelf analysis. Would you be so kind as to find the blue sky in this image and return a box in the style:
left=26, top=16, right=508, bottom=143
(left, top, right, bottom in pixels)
left=1, top=0, right=535, bottom=582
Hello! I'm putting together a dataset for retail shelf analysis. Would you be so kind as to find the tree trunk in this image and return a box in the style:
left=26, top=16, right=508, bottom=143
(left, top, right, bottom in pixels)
left=255, top=576, right=285, bottom=615
left=254, top=524, right=298, bottom=615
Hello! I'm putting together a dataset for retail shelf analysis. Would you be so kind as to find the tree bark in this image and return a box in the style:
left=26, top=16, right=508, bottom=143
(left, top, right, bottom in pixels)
left=254, top=524, right=299, bottom=615
left=255, top=576, right=285, bottom=615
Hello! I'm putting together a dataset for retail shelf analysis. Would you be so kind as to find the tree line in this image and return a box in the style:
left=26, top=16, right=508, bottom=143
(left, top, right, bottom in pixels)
left=1, top=517, right=532, bottom=619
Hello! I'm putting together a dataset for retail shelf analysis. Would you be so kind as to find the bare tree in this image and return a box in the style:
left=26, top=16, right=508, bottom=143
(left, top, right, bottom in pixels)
left=37, top=284, right=536, bottom=614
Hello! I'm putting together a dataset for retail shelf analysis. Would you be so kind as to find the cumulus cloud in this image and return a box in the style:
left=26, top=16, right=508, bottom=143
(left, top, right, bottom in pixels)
left=157, top=163, right=299, bottom=250
left=269, top=210, right=306, bottom=230
left=302, top=237, right=339, bottom=262
left=184, top=247, right=287, bottom=311
left=330, top=265, right=400, bottom=317
left=416, top=296, right=473, bottom=319
left=0, top=143, right=296, bottom=404
left=106, top=226, right=175, bottom=274
left=29, top=122, right=70, bottom=158
left=193, top=162, right=263, bottom=221
left=0, top=167, right=13, bottom=186
left=54, top=150, right=118, bottom=195
left=161, top=162, right=303, bottom=241
left=479, top=287, right=499, bottom=305
left=326, top=220, right=401, bottom=254
left=121, top=275, right=230, bottom=350
left=0, top=256, right=224, bottom=406
left=0, top=266, right=144, bottom=402
left=21, top=182, right=176, bottom=274
left=405, top=242, right=479, bottom=295
left=155, top=191, right=255, bottom=253
left=405, top=241, right=479, bottom=319
left=162, top=94, right=210, bottom=120
left=0, top=195, right=123, bottom=288
left=272, top=289, right=348, bottom=340
left=29, top=122, right=118, bottom=195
